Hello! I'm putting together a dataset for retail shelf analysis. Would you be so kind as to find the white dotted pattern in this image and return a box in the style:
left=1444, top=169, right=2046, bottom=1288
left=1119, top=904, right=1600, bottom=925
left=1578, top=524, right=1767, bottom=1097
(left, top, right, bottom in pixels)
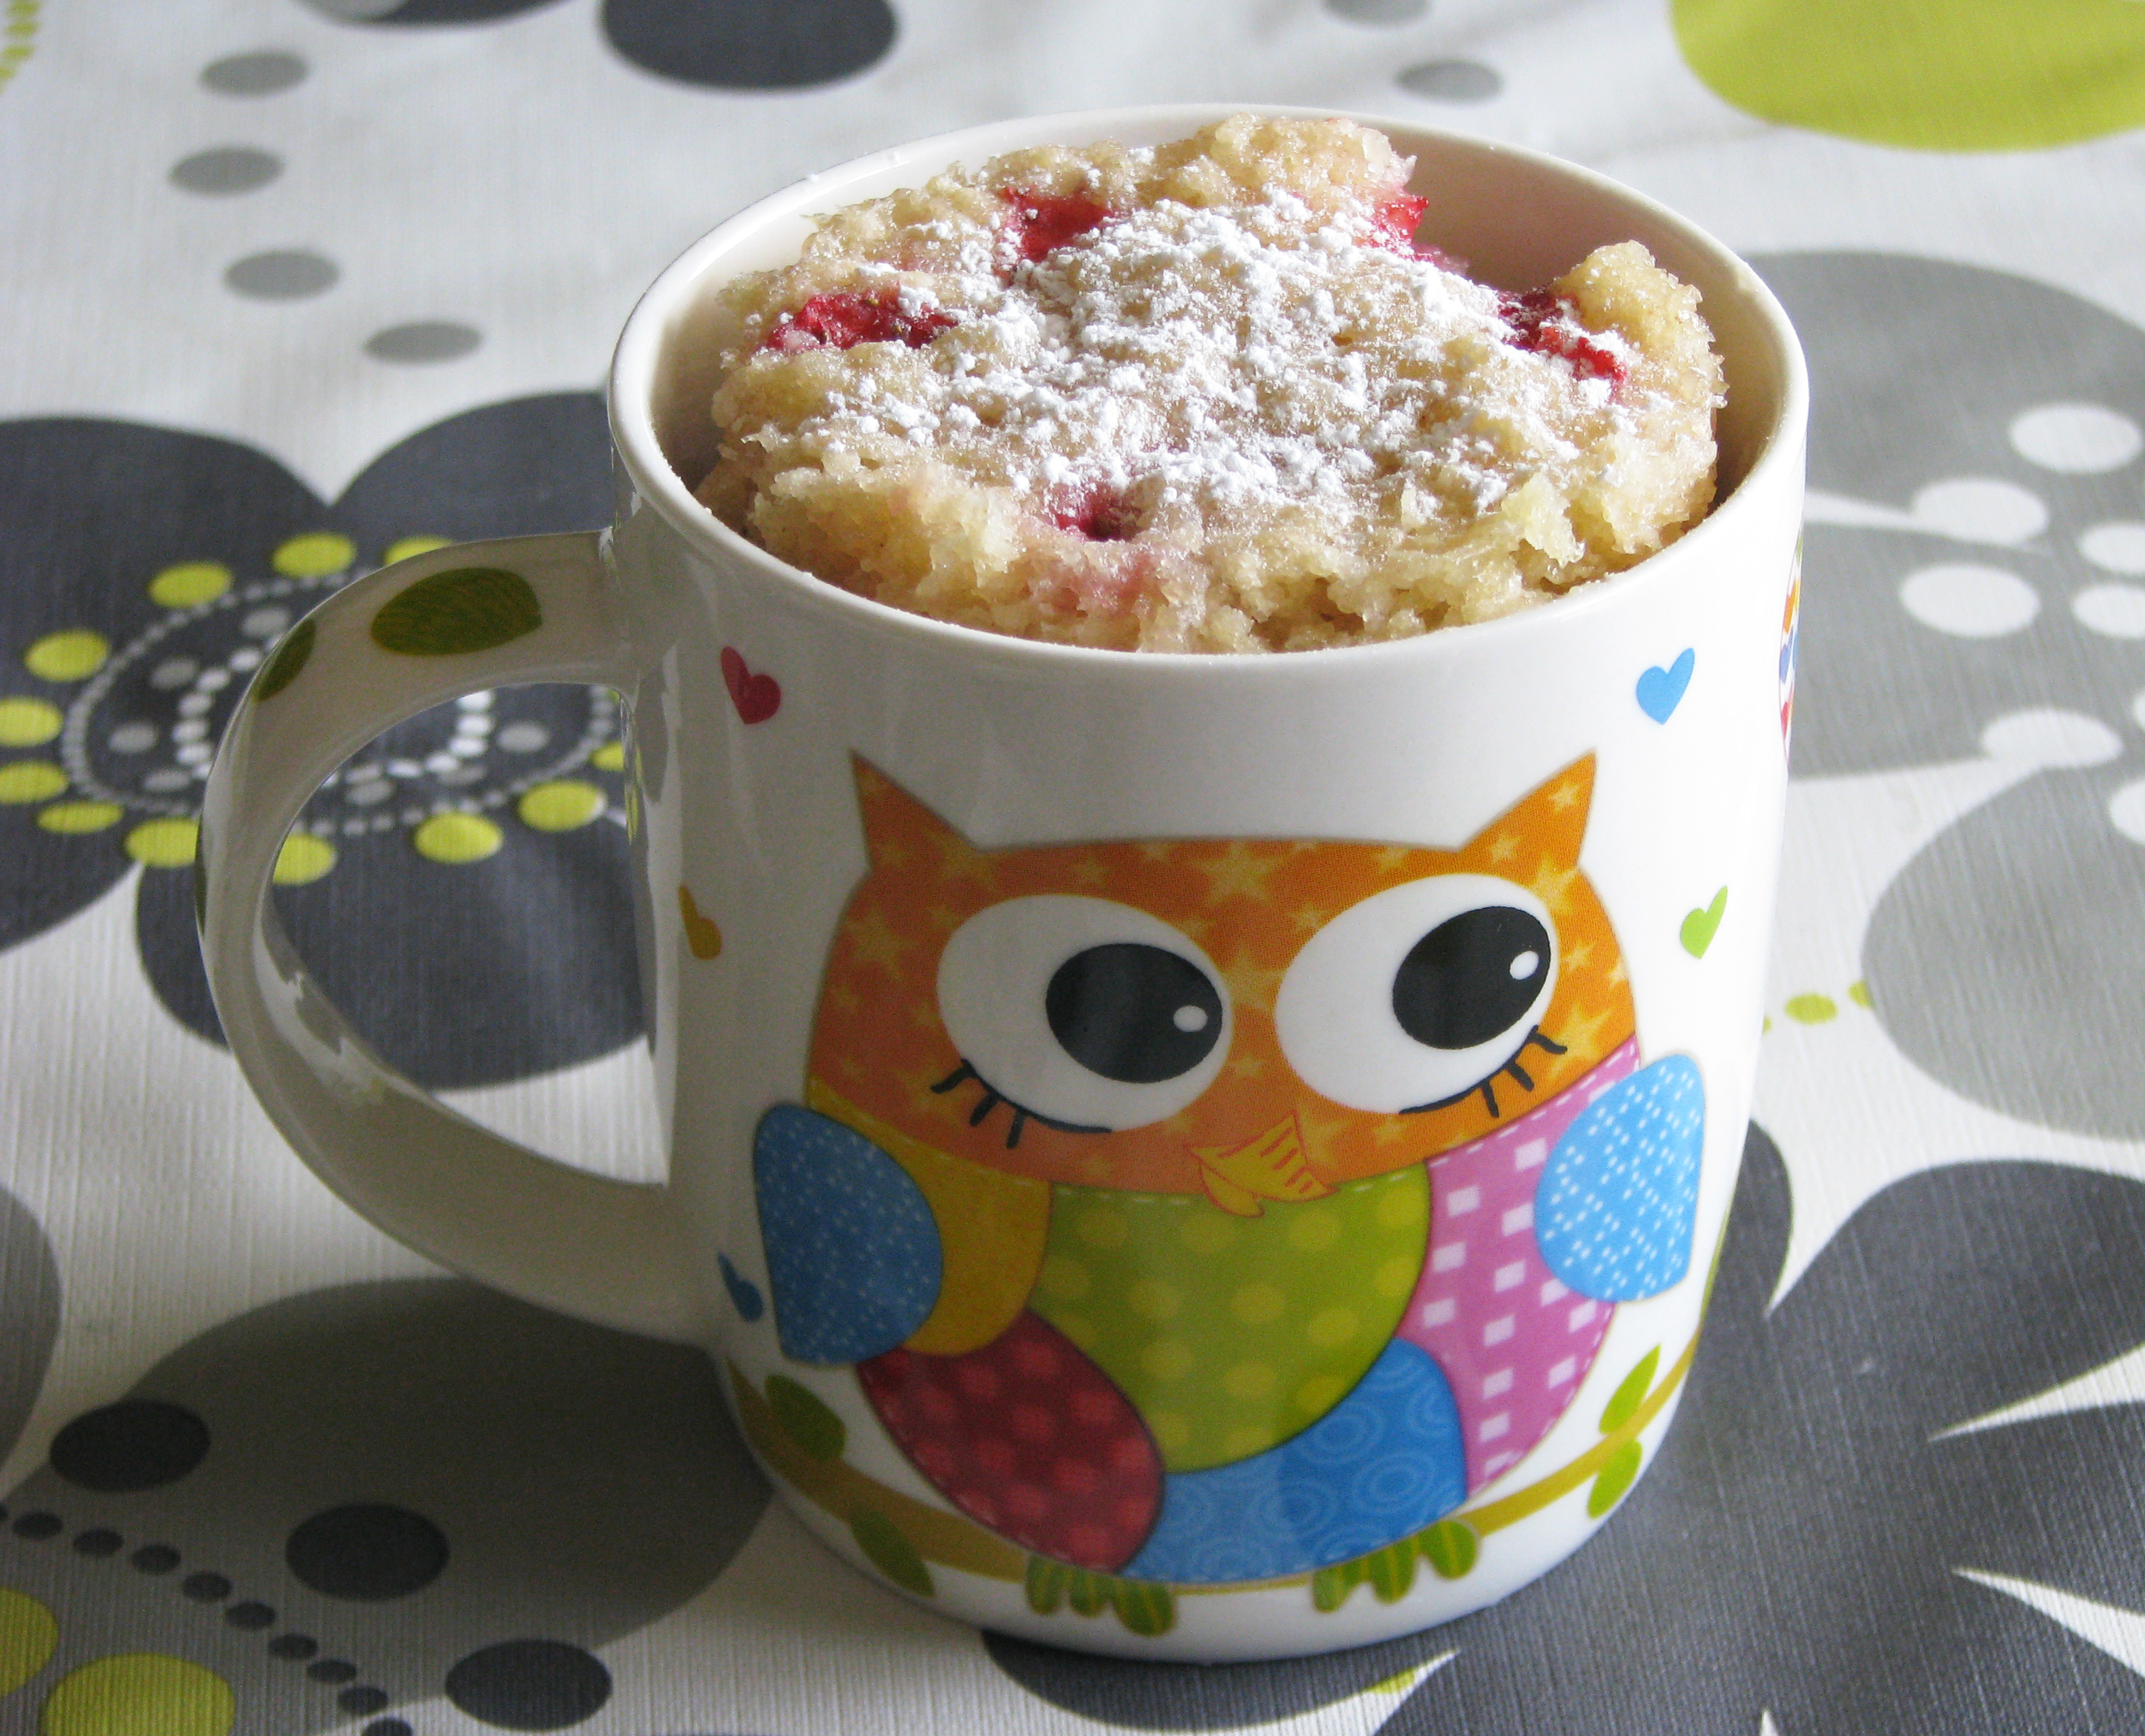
left=1899, top=564, right=2039, bottom=638
left=2110, top=781, right=2145, bottom=847
left=2074, top=584, right=2145, bottom=639
left=2010, top=403, right=2144, bottom=474
left=1980, top=709, right=2124, bottom=769
left=2082, top=523, right=2145, bottom=575
left=1910, top=477, right=2048, bottom=544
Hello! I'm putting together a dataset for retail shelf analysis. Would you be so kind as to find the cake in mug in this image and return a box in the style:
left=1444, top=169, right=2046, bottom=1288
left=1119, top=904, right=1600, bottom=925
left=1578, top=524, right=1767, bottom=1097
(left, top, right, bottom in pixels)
left=691, top=115, right=1724, bottom=653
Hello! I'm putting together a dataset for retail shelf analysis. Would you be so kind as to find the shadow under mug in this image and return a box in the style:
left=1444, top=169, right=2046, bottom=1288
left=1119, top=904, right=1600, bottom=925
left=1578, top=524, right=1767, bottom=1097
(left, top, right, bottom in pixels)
left=201, top=104, right=1807, bottom=1662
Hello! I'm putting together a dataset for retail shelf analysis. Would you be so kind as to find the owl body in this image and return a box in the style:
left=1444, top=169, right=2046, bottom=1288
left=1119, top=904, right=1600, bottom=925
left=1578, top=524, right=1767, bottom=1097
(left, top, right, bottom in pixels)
left=751, top=758, right=1704, bottom=1585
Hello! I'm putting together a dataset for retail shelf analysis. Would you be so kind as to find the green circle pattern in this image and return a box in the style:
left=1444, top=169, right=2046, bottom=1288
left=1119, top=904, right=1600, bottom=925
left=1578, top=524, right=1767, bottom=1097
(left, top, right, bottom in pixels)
left=371, top=567, right=541, bottom=657
left=250, top=619, right=314, bottom=703
left=1673, top=0, right=2145, bottom=151
left=1031, top=1172, right=1427, bottom=1474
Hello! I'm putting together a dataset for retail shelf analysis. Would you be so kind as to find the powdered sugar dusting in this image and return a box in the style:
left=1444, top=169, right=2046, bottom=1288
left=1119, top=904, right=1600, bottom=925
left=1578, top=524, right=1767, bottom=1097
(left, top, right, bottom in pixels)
left=694, top=115, right=1722, bottom=653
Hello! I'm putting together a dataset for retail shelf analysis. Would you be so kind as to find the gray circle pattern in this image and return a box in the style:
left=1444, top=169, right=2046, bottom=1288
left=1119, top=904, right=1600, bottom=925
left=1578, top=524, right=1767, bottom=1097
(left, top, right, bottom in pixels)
left=1756, top=252, right=2145, bottom=1140
left=224, top=250, right=339, bottom=300
left=170, top=147, right=282, bottom=196
left=1325, top=0, right=1429, bottom=22
left=1398, top=58, right=1502, bottom=100
left=199, top=51, right=307, bottom=96
left=0, top=1184, right=60, bottom=1470
left=0, top=1279, right=763, bottom=1735
left=364, top=321, right=482, bottom=364
left=1757, top=251, right=2145, bottom=777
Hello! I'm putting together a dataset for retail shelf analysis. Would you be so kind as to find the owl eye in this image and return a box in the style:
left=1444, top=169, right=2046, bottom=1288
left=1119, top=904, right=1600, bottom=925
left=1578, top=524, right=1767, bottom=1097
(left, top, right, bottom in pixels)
left=937, top=895, right=1231, bottom=1132
left=1392, top=906, right=1552, bottom=1050
left=1046, top=943, right=1225, bottom=1083
left=1274, top=874, right=1558, bottom=1115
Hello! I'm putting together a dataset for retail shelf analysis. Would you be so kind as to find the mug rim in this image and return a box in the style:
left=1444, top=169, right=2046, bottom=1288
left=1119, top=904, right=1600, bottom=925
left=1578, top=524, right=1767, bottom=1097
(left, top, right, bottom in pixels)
left=607, top=102, right=1808, bottom=674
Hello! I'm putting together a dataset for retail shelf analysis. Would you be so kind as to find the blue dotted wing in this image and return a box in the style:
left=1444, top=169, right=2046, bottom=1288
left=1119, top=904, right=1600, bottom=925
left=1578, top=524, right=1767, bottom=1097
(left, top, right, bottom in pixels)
left=1535, top=1056, right=1706, bottom=1302
left=752, top=1106, right=942, bottom=1364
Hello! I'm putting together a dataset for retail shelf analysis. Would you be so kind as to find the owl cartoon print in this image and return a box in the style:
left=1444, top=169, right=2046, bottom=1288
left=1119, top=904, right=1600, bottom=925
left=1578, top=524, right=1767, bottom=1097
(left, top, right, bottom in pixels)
left=749, top=755, right=1705, bottom=1600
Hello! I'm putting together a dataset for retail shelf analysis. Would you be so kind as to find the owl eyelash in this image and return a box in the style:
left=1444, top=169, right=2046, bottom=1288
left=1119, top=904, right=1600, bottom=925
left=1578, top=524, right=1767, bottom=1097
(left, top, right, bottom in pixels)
left=1400, top=1027, right=1568, bottom=1120
left=929, top=1059, right=1109, bottom=1150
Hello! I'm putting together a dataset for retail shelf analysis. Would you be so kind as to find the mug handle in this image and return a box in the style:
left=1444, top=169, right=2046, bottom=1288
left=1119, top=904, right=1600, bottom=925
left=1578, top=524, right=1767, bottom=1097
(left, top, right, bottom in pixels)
left=198, top=532, right=701, bottom=1342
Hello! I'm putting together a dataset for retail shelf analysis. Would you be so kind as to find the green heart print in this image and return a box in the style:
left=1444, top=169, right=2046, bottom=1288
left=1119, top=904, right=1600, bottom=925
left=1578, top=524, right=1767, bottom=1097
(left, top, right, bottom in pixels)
left=1681, top=888, right=1728, bottom=958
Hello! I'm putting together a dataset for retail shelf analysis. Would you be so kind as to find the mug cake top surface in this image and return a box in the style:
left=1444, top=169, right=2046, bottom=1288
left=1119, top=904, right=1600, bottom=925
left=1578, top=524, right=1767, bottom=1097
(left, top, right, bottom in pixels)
left=691, top=114, right=1724, bottom=654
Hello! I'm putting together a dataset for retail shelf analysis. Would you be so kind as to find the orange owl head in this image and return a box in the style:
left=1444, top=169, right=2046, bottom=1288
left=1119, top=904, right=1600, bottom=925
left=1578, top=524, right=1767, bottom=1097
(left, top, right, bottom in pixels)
left=804, top=757, right=1636, bottom=1206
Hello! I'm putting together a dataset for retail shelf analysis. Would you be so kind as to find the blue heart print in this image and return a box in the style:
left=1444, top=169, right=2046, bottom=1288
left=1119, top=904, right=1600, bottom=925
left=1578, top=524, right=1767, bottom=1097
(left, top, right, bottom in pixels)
left=1636, top=648, right=1697, bottom=722
left=717, top=1254, right=765, bottom=1323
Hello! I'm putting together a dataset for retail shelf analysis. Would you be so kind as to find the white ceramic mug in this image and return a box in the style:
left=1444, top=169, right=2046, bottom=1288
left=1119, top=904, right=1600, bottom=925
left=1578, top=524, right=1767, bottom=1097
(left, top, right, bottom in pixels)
left=200, top=105, right=1807, bottom=1662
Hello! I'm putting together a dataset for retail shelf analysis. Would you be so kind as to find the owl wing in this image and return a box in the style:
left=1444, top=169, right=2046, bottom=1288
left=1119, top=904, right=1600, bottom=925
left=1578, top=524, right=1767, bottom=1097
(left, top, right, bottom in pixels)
left=1533, top=1055, right=1707, bottom=1302
left=804, top=1080, right=1051, bottom=1355
left=753, top=1102, right=1053, bottom=1364
left=859, top=1311, right=1164, bottom=1574
left=753, top=1105, right=944, bottom=1364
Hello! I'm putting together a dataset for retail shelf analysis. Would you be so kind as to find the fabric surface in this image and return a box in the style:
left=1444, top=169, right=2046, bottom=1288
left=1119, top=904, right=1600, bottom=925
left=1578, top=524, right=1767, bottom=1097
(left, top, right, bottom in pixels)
left=3, top=1, right=2145, bottom=1731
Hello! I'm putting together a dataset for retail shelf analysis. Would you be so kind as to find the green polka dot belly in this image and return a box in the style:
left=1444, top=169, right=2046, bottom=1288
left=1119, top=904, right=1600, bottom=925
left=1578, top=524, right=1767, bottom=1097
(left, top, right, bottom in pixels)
left=1031, top=1173, right=1429, bottom=1473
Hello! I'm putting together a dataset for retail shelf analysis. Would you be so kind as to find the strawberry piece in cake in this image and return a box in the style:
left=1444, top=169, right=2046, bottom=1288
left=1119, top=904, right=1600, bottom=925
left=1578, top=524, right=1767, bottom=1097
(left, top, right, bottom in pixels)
left=763, top=287, right=958, bottom=354
left=1051, top=482, right=1138, bottom=543
left=1498, top=289, right=1629, bottom=388
left=1000, top=187, right=1116, bottom=265
left=1368, top=191, right=1430, bottom=252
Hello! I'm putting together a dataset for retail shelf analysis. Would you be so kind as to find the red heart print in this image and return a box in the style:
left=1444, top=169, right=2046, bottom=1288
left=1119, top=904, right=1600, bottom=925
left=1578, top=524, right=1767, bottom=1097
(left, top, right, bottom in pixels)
left=721, top=646, right=781, bottom=724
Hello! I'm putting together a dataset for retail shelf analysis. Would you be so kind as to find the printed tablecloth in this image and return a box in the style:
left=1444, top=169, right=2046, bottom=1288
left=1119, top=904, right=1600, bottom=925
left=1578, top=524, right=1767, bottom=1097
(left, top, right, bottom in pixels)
left=5, top=2, right=2145, bottom=1732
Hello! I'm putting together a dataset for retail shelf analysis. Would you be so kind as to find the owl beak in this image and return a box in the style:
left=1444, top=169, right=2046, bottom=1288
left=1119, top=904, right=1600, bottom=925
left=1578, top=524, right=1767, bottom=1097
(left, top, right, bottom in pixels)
left=1191, top=1115, right=1334, bottom=1217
